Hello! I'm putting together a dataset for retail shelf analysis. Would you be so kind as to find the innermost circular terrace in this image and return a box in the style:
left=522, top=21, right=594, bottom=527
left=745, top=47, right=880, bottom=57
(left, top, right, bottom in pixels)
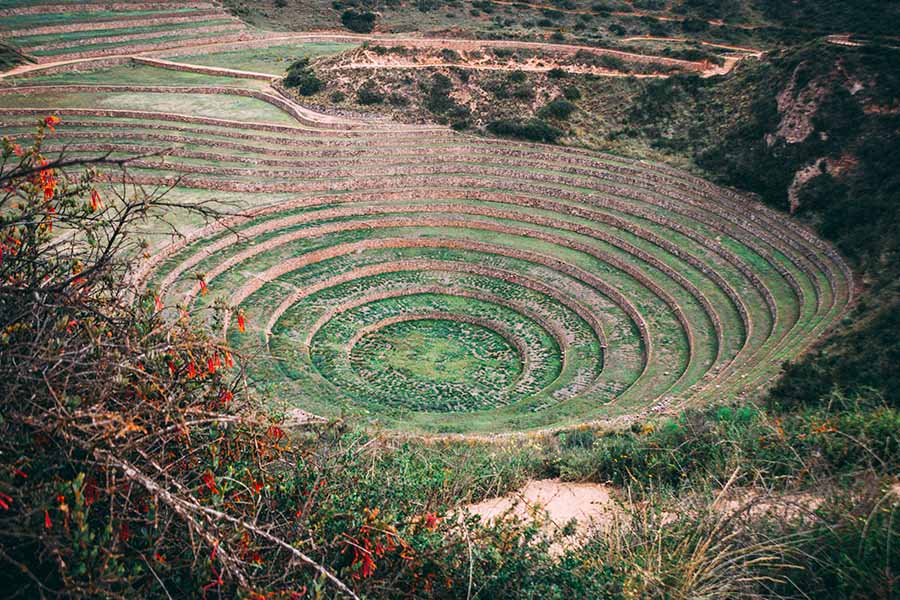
left=348, top=316, right=525, bottom=411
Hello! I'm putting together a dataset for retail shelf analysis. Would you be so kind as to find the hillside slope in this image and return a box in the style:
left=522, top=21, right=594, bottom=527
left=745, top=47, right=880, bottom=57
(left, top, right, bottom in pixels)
left=619, top=42, right=900, bottom=405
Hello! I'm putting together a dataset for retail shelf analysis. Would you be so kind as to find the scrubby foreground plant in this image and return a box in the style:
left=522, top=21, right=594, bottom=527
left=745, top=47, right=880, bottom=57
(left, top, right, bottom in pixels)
left=0, top=122, right=417, bottom=598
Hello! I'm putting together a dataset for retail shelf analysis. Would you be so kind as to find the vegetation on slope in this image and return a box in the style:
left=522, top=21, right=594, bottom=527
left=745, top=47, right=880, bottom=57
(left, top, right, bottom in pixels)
left=621, top=42, right=900, bottom=406
left=222, top=0, right=898, bottom=50
left=0, top=43, right=25, bottom=72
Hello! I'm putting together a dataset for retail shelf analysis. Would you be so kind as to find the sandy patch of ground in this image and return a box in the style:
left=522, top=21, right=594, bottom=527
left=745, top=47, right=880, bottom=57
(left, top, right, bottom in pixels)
left=465, top=479, right=621, bottom=533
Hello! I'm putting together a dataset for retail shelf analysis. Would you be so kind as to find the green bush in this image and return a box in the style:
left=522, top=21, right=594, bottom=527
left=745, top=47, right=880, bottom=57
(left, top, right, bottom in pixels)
left=388, top=91, right=409, bottom=106
left=539, top=97, right=577, bottom=119
left=562, top=85, right=582, bottom=100
left=486, top=119, right=564, bottom=143
left=547, top=67, right=568, bottom=79
left=508, top=69, right=527, bottom=83
left=341, top=9, right=377, bottom=33
left=356, top=81, right=385, bottom=105
left=283, top=58, right=323, bottom=95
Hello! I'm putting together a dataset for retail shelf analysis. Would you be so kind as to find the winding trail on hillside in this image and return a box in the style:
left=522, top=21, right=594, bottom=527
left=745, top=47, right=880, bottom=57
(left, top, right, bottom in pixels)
left=1, top=30, right=759, bottom=83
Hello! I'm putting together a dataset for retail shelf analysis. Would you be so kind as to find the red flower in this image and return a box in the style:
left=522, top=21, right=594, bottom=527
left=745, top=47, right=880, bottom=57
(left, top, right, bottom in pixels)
left=267, top=426, right=285, bottom=440
left=187, top=361, right=197, bottom=379
left=0, top=492, right=12, bottom=510
left=237, top=311, right=246, bottom=333
left=218, top=389, right=233, bottom=405
left=207, top=357, right=216, bottom=375
left=202, top=471, right=219, bottom=495
left=350, top=540, right=377, bottom=579
left=223, top=351, right=234, bottom=368
left=38, top=162, right=57, bottom=200
left=167, top=360, right=176, bottom=376
left=12, top=468, right=27, bottom=479
left=83, top=478, right=98, bottom=506
left=44, top=509, right=52, bottom=530
left=424, top=512, right=441, bottom=532
left=154, top=295, right=164, bottom=313
left=90, top=189, right=102, bottom=212
left=196, top=274, right=208, bottom=296
left=12, top=144, right=23, bottom=157
left=44, top=115, right=60, bottom=132
left=119, top=522, right=131, bottom=542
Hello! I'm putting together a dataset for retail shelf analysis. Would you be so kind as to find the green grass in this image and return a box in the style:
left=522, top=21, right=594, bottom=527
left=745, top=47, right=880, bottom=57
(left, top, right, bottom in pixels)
left=168, top=42, right=359, bottom=75
left=6, top=19, right=237, bottom=47
left=7, top=63, right=271, bottom=89
left=0, top=90, right=298, bottom=124
left=0, top=56, right=848, bottom=432
left=30, top=29, right=245, bottom=57
left=0, top=8, right=205, bottom=30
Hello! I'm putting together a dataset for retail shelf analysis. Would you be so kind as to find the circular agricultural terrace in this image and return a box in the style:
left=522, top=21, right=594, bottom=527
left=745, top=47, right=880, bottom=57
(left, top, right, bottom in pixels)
left=0, top=84, right=853, bottom=434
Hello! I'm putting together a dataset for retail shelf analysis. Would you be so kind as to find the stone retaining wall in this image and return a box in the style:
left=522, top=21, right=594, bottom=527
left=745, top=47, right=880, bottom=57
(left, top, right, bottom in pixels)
left=132, top=56, right=274, bottom=80
left=3, top=10, right=230, bottom=38
left=21, top=24, right=241, bottom=54
left=0, top=2, right=214, bottom=17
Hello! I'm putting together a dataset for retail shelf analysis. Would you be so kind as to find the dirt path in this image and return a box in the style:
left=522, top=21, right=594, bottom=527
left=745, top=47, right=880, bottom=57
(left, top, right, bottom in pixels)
left=622, top=36, right=765, bottom=56
left=464, top=478, right=893, bottom=535
left=1, top=30, right=750, bottom=81
left=329, top=60, right=667, bottom=78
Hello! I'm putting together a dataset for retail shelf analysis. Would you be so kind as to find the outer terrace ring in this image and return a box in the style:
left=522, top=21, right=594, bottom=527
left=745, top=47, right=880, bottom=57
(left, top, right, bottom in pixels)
left=1, top=91, right=852, bottom=433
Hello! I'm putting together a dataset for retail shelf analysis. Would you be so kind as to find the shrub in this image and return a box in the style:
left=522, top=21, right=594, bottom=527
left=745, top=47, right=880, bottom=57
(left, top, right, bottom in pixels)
left=283, top=58, right=323, bottom=95
left=547, top=67, right=568, bottom=79
left=388, top=91, right=409, bottom=106
left=330, top=90, right=346, bottom=102
left=441, top=48, right=461, bottom=62
left=512, top=83, right=534, bottom=100
left=538, top=97, right=577, bottom=119
left=341, top=9, right=377, bottom=33
left=508, top=69, right=527, bottom=83
left=486, top=118, right=564, bottom=143
left=424, top=73, right=456, bottom=114
left=563, top=85, right=582, bottom=100
left=356, top=81, right=385, bottom=104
